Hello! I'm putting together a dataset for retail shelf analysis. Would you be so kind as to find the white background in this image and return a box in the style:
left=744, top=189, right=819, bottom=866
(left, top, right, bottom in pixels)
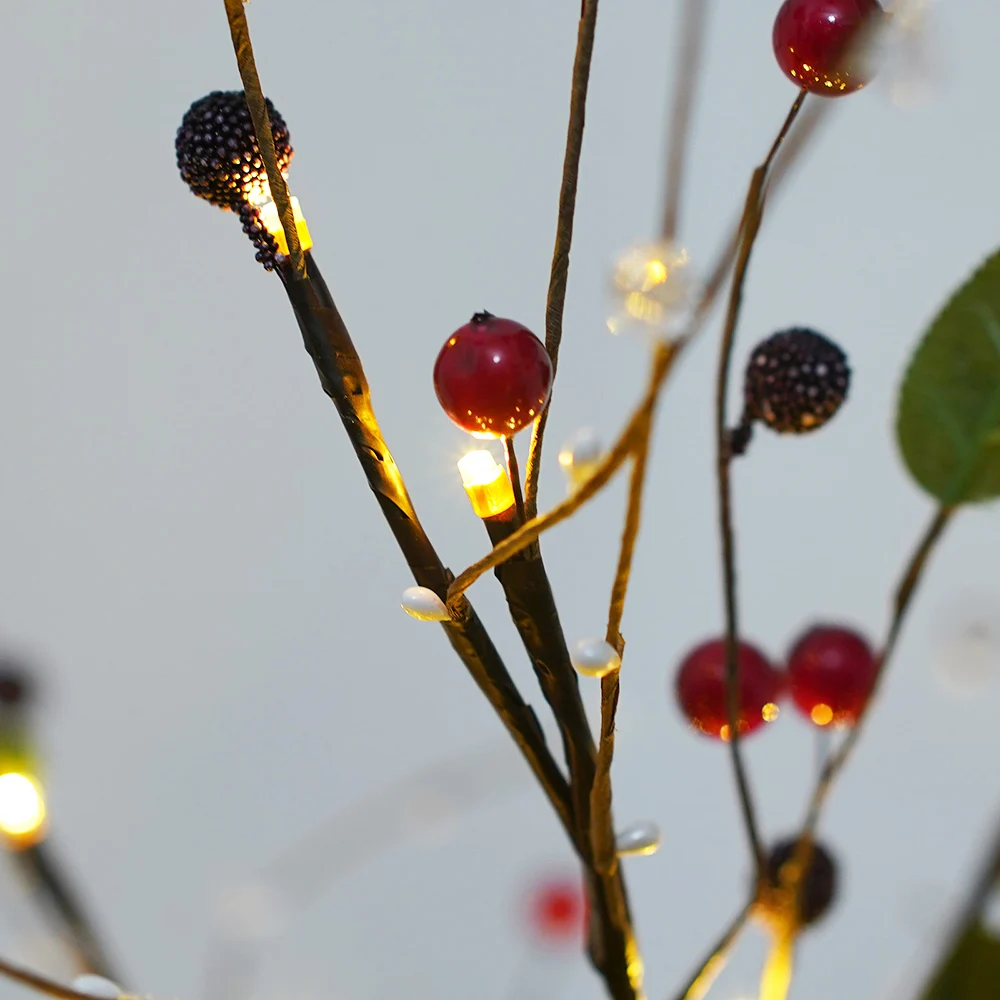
left=0, top=1, right=998, bottom=998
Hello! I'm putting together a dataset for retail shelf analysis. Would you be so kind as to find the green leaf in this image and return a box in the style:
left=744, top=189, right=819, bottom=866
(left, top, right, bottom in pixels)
left=918, top=925, right=1000, bottom=1000
left=897, top=248, right=1000, bottom=504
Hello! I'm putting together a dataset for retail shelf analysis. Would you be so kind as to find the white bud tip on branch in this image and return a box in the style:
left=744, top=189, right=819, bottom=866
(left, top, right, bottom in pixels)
left=570, top=638, right=621, bottom=678
left=401, top=586, right=451, bottom=622
left=71, top=976, right=124, bottom=999
left=615, top=821, right=662, bottom=857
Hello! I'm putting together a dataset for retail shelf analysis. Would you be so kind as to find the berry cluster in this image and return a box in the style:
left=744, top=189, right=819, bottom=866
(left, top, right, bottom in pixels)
left=175, top=91, right=293, bottom=210
left=673, top=625, right=876, bottom=739
left=238, top=204, right=287, bottom=272
left=176, top=91, right=295, bottom=270
left=733, top=327, right=851, bottom=455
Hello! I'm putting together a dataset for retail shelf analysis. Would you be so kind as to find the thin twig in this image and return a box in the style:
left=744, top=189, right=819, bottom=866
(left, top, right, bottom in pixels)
left=715, top=91, right=807, bottom=875
left=589, top=370, right=662, bottom=878
left=524, top=0, right=601, bottom=517
left=0, top=956, right=119, bottom=1000
left=668, top=902, right=753, bottom=1000
left=15, top=842, right=121, bottom=982
left=222, top=0, right=305, bottom=278
left=503, top=437, right=526, bottom=525
left=661, top=0, right=711, bottom=242
left=799, top=504, right=955, bottom=836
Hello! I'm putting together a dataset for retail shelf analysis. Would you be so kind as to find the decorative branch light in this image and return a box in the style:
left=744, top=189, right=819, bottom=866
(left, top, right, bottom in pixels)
left=457, top=450, right=516, bottom=520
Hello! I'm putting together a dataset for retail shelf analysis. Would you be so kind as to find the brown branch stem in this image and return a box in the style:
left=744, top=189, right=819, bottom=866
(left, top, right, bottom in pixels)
left=589, top=363, right=662, bottom=881
left=799, top=504, right=955, bottom=837
left=0, top=956, right=119, bottom=1000
left=525, top=0, right=600, bottom=517
left=715, top=91, right=806, bottom=876
left=661, top=0, right=711, bottom=242
left=277, top=251, right=578, bottom=850
left=668, top=901, right=754, bottom=1000
left=14, top=842, right=121, bottom=982
left=222, top=0, right=305, bottom=278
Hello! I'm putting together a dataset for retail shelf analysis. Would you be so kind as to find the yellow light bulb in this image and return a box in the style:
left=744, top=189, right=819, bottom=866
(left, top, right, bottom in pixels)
left=457, top=450, right=515, bottom=519
left=252, top=195, right=313, bottom=256
left=0, top=772, right=47, bottom=842
left=810, top=703, right=834, bottom=726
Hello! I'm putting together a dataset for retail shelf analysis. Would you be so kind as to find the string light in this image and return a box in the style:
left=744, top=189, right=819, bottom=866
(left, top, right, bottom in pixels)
left=457, top=450, right=516, bottom=519
left=570, top=638, right=621, bottom=678
left=607, top=240, right=692, bottom=339
left=616, top=821, right=662, bottom=857
left=248, top=191, right=313, bottom=256
left=558, top=427, right=603, bottom=489
left=0, top=772, right=47, bottom=844
left=400, top=586, right=451, bottom=622
left=71, top=976, right=124, bottom=1000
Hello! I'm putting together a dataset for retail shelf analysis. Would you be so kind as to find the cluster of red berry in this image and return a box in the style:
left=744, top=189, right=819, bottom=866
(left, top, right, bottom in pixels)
left=675, top=625, right=878, bottom=740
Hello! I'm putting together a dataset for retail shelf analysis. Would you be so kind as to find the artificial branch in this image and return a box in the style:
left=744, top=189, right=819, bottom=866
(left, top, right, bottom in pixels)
left=714, top=91, right=807, bottom=875
left=15, top=843, right=121, bottom=982
left=525, top=0, right=601, bottom=517
left=221, top=7, right=582, bottom=852
left=222, top=0, right=305, bottom=278
left=589, top=361, right=663, bottom=880
left=668, top=901, right=753, bottom=1000
left=799, top=504, right=955, bottom=837
left=661, top=0, right=712, bottom=243
left=0, top=956, right=118, bottom=1000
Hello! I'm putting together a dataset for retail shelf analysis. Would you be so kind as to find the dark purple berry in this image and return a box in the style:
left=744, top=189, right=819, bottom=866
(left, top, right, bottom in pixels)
left=743, top=328, right=850, bottom=436
left=760, top=837, right=839, bottom=926
left=176, top=91, right=293, bottom=210
left=0, top=660, right=34, bottom=707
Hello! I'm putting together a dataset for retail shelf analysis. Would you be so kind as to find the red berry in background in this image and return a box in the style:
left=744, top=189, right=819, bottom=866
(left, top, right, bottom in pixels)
left=674, top=639, right=784, bottom=740
left=772, top=0, right=885, bottom=97
left=526, top=877, right=587, bottom=947
left=433, top=312, right=553, bottom=438
left=786, top=625, right=877, bottom=727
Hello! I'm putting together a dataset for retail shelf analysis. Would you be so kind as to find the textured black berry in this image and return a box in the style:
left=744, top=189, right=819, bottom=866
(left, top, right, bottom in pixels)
left=743, top=328, right=850, bottom=435
left=762, top=837, right=839, bottom=926
left=238, top=204, right=286, bottom=272
left=176, top=91, right=293, bottom=210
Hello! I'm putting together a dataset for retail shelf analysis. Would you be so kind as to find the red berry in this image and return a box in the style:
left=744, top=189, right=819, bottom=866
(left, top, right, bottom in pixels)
left=526, top=877, right=587, bottom=946
left=786, top=625, right=877, bottom=727
left=433, top=312, right=553, bottom=438
left=772, top=0, right=884, bottom=97
left=674, top=639, right=784, bottom=741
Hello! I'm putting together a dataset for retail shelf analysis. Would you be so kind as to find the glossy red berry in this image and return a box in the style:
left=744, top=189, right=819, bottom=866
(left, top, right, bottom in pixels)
left=434, top=312, right=553, bottom=438
left=526, top=877, right=587, bottom=946
left=674, top=639, right=784, bottom=741
left=786, top=625, right=877, bottom=727
left=772, top=0, right=884, bottom=96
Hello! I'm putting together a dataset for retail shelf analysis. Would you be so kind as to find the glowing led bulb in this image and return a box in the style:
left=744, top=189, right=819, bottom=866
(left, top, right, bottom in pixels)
left=608, top=240, right=692, bottom=339
left=71, top=976, right=123, bottom=999
left=457, top=450, right=516, bottom=519
left=615, top=821, right=662, bottom=857
left=570, top=638, right=621, bottom=678
left=0, top=772, right=46, bottom=842
left=558, top=428, right=603, bottom=489
left=251, top=195, right=313, bottom=256
left=400, top=586, right=451, bottom=622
